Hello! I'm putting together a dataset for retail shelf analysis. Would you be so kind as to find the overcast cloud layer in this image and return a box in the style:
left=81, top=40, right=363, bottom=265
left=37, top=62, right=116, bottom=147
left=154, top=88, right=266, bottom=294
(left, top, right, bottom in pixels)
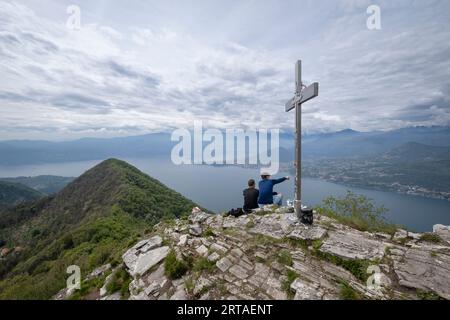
left=0, top=0, right=450, bottom=140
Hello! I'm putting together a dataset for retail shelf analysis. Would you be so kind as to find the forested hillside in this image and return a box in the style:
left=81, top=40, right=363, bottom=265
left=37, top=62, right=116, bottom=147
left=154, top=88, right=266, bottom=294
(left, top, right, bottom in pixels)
left=0, top=159, right=198, bottom=299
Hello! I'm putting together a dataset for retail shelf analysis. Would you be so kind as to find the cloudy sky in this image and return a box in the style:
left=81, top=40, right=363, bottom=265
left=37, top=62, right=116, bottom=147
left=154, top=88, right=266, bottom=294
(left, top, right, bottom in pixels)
left=0, top=0, right=449, bottom=140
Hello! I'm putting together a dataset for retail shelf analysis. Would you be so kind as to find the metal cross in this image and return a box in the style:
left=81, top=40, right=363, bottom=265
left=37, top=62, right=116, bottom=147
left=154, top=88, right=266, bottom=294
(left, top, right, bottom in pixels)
left=285, top=60, right=319, bottom=218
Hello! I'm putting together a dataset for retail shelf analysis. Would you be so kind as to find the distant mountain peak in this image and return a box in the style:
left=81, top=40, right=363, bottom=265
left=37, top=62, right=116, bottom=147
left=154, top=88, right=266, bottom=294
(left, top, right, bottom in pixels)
left=338, top=128, right=359, bottom=134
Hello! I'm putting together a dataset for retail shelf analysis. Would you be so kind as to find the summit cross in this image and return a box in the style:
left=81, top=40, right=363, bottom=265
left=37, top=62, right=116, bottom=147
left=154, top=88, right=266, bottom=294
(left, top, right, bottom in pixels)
left=285, top=60, right=319, bottom=217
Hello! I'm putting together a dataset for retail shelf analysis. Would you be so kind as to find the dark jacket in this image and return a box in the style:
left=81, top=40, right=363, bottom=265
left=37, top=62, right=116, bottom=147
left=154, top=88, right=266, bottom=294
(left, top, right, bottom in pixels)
left=258, top=177, right=287, bottom=205
left=243, top=188, right=259, bottom=213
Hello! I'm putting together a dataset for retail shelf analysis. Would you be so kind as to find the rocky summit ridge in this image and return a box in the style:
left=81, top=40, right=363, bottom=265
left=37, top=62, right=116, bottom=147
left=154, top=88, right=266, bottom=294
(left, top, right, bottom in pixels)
left=57, top=206, right=450, bottom=300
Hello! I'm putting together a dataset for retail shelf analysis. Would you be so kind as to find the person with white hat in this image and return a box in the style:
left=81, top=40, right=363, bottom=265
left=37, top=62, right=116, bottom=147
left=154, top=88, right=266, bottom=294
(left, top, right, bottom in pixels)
left=257, top=172, right=290, bottom=207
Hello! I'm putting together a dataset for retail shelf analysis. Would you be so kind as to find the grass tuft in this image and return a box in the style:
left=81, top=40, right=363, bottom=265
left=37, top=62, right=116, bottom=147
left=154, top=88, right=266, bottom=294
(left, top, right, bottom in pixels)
left=281, top=270, right=298, bottom=299
left=164, top=250, right=188, bottom=279
left=339, top=281, right=361, bottom=300
left=193, top=257, right=216, bottom=273
left=416, top=289, right=442, bottom=300
left=419, top=233, right=442, bottom=244
left=314, top=250, right=372, bottom=282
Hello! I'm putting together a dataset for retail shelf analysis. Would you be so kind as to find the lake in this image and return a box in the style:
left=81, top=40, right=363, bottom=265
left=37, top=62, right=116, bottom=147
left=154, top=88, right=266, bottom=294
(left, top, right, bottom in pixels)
left=0, top=157, right=449, bottom=232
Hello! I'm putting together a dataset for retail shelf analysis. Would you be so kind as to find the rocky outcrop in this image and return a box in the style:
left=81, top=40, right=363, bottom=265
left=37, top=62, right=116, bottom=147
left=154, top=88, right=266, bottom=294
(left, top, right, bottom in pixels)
left=60, top=207, right=450, bottom=300
left=87, top=263, right=111, bottom=281
left=390, top=244, right=450, bottom=299
left=122, top=236, right=170, bottom=277
left=319, top=228, right=388, bottom=260
left=433, top=225, right=450, bottom=244
left=288, top=225, right=327, bottom=241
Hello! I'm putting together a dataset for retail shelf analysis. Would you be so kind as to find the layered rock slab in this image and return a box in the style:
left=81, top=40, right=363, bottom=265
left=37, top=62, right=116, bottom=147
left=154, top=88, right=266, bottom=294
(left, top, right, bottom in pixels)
left=319, top=228, right=387, bottom=260
left=391, top=245, right=450, bottom=299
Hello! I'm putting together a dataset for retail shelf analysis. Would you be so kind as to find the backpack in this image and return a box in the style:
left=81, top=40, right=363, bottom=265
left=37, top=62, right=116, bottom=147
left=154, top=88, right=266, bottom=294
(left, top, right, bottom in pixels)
left=300, top=208, right=314, bottom=225
left=227, top=208, right=245, bottom=217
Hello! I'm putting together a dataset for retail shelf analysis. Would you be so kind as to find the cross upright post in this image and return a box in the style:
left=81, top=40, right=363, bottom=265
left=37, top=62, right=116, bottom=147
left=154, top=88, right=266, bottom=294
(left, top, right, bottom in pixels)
left=295, top=61, right=302, bottom=218
left=285, top=60, right=319, bottom=219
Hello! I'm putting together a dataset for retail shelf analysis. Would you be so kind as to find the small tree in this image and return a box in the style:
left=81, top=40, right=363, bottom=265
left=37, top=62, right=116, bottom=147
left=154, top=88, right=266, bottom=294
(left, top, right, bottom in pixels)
left=317, top=191, right=396, bottom=234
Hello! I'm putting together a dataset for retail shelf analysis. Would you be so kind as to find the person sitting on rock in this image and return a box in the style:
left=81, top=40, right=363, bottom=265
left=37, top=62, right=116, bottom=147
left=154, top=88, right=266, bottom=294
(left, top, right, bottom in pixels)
left=243, top=179, right=259, bottom=214
left=258, top=172, right=290, bottom=207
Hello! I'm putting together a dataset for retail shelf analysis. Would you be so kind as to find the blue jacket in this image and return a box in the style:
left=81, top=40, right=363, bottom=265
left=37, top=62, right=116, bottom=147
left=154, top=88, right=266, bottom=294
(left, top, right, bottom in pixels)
left=258, top=177, right=287, bottom=205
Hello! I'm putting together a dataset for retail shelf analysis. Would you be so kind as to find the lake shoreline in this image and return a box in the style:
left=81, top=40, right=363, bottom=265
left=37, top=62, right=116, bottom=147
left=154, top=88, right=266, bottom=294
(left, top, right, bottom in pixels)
left=0, top=158, right=449, bottom=232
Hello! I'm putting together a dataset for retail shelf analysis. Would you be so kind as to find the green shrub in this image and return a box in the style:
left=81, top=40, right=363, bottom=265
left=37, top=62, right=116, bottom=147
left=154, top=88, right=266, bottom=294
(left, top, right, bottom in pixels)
left=277, top=249, right=293, bottom=266
left=312, top=239, right=323, bottom=250
left=316, top=191, right=397, bottom=234
left=106, top=267, right=131, bottom=299
left=419, top=233, right=442, bottom=244
left=164, top=250, right=188, bottom=279
left=246, top=220, right=255, bottom=229
left=203, top=228, right=215, bottom=237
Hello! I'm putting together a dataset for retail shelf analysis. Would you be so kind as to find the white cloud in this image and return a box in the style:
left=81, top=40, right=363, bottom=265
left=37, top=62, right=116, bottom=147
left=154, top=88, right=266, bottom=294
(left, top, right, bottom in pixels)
left=0, top=0, right=449, bottom=140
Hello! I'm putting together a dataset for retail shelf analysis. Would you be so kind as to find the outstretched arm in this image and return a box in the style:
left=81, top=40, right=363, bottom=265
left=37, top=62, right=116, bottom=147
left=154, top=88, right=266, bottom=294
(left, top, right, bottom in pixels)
left=272, top=177, right=288, bottom=185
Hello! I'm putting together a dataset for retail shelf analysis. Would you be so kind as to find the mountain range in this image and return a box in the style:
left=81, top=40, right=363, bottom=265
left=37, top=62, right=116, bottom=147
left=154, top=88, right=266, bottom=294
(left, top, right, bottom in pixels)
left=0, top=159, right=198, bottom=299
left=1, top=126, right=450, bottom=165
left=299, top=126, right=450, bottom=159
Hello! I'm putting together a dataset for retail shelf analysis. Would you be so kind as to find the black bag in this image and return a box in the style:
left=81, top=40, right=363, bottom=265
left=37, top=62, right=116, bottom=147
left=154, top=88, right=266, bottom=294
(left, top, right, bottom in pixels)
left=300, top=208, right=314, bottom=225
left=227, top=208, right=245, bottom=217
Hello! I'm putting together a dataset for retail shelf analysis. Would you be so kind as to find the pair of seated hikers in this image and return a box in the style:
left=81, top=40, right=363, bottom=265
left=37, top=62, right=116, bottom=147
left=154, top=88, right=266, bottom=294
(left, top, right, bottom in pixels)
left=243, top=172, right=290, bottom=213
